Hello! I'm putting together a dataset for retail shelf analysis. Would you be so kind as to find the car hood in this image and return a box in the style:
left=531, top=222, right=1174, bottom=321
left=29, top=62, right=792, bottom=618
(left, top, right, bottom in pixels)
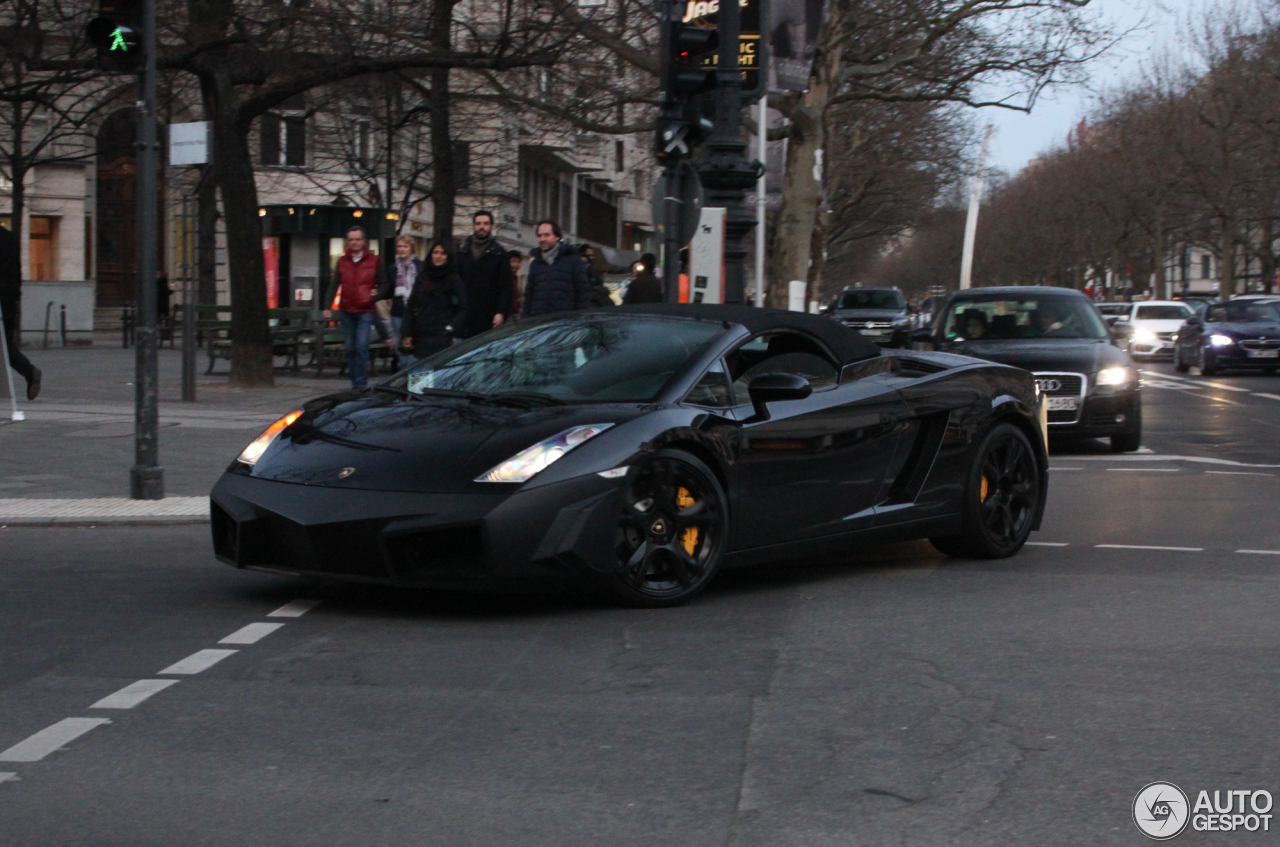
left=939, top=338, right=1129, bottom=374
left=833, top=309, right=907, bottom=322
left=1129, top=319, right=1188, bottom=333
left=1206, top=322, right=1280, bottom=339
left=245, top=391, right=647, bottom=493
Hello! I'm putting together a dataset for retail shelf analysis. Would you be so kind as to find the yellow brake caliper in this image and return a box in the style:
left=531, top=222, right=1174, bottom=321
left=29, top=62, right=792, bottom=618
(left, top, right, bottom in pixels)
left=980, top=475, right=991, bottom=502
left=677, top=487, right=698, bottom=555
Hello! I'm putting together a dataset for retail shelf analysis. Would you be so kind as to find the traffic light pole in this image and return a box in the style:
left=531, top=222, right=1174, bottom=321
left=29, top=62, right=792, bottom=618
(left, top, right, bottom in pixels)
left=130, top=0, right=162, bottom=500
left=696, top=0, right=758, bottom=306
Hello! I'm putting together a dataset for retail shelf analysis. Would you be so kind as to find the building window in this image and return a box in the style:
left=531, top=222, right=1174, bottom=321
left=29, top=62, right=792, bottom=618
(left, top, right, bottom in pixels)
left=452, top=140, right=471, bottom=189
left=260, top=95, right=307, bottom=167
left=29, top=216, right=58, bottom=280
left=615, top=140, right=624, bottom=172
left=356, top=121, right=371, bottom=168
left=260, top=113, right=281, bottom=165
left=1202, top=254, right=1212, bottom=279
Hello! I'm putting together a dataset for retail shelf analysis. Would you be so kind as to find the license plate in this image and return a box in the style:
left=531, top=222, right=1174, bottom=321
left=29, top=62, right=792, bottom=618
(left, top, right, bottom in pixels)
left=1247, top=349, right=1279, bottom=358
left=1047, top=397, right=1079, bottom=411
left=861, top=328, right=887, bottom=335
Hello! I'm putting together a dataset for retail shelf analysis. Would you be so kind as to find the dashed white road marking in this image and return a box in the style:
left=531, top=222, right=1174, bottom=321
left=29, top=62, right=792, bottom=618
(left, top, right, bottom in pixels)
left=158, top=649, right=238, bottom=675
left=0, top=718, right=112, bottom=763
left=1096, top=544, right=1204, bottom=552
left=1027, top=542, right=1069, bottom=547
left=1049, top=467, right=1084, bottom=471
left=1106, top=468, right=1180, bottom=472
left=1237, top=549, right=1280, bottom=555
left=267, top=599, right=321, bottom=618
left=219, top=622, right=285, bottom=645
left=90, top=679, right=179, bottom=710
left=0, top=772, right=17, bottom=784
left=1068, top=455, right=1280, bottom=468
left=1206, top=470, right=1276, bottom=477
left=1254, top=393, right=1280, bottom=402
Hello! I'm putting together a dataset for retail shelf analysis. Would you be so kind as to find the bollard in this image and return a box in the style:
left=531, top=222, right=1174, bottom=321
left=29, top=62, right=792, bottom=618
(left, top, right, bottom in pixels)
left=42, top=301, right=54, bottom=349
left=59, top=303, right=67, bottom=347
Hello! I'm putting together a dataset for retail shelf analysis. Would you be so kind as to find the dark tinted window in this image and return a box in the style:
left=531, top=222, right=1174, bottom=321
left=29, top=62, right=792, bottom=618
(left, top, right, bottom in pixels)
left=1206, top=302, right=1280, bottom=323
left=837, top=289, right=905, bottom=310
left=726, top=332, right=839, bottom=396
left=942, top=295, right=1108, bottom=340
left=388, top=316, right=724, bottom=403
left=685, top=359, right=733, bottom=407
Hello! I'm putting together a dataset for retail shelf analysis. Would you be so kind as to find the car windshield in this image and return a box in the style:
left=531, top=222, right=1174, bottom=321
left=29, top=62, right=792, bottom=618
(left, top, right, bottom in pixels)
left=1098, top=304, right=1130, bottom=316
left=837, top=290, right=905, bottom=310
left=1135, top=305, right=1192, bottom=320
left=383, top=316, right=725, bottom=403
left=942, top=296, right=1109, bottom=340
left=1205, top=302, right=1280, bottom=323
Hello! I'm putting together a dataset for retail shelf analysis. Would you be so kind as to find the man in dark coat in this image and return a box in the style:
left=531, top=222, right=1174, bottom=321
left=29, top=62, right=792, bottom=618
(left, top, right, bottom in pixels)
left=581, top=244, right=614, bottom=307
left=623, top=253, right=663, bottom=304
left=0, top=224, right=40, bottom=399
left=456, top=210, right=514, bottom=338
left=521, top=220, right=592, bottom=318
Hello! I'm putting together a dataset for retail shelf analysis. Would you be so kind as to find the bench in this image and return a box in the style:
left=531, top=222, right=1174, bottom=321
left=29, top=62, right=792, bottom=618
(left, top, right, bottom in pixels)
left=308, top=312, right=397, bottom=378
left=170, top=305, right=312, bottom=374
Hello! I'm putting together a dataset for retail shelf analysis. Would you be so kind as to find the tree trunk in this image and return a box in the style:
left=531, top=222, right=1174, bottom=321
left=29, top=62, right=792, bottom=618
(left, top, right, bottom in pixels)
left=203, top=73, right=273, bottom=386
left=1219, top=224, right=1236, bottom=297
left=197, top=163, right=218, bottom=305
left=1152, top=207, right=1165, bottom=297
left=765, top=10, right=842, bottom=309
left=429, top=0, right=457, bottom=249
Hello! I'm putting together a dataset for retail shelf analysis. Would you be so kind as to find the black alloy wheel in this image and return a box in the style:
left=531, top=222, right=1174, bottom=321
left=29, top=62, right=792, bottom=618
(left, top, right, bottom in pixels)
left=1198, top=344, right=1219, bottom=376
left=931, top=423, right=1041, bottom=559
left=610, top=449, right=727, bottom=607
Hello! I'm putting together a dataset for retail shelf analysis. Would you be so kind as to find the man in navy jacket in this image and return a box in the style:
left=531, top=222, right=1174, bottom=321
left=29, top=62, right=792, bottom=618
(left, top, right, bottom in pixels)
left=522, top=220, right=591, bottom=318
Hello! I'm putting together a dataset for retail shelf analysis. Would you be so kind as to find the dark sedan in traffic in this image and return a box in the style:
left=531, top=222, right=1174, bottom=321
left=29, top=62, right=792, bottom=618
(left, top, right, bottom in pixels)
left=1173, top=300, right=1280, bottom=375
left=913, top=287, right=1141, bottom=452
left=827, top=287, right=913, bottom=347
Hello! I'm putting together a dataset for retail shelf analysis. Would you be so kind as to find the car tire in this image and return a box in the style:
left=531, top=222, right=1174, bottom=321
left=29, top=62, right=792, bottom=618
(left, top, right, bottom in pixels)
left=1173, top=345, right=1190, bottom=373
left=1199, top=346, right=1219, bottom=376
left=930, top=422, right=1042, bottom=559
left=608, top=449, right=728, bottom=608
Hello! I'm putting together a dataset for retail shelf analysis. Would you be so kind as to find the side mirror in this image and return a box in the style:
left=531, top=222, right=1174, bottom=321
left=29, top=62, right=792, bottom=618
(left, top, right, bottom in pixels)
left=1185, top=317, right=1202, bottom=328
left=746, top=373, right=812, bottom=422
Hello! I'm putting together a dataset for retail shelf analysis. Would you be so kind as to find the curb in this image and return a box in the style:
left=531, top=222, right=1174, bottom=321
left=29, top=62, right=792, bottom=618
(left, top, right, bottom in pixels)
left=0, top=498, right=211, bottom=528
left=1, top=517, right=210, bottom=528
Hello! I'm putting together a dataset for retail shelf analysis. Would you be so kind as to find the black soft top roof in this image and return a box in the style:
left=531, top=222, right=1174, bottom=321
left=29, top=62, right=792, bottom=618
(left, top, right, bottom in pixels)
left=617, top=303, right=881, bottom=365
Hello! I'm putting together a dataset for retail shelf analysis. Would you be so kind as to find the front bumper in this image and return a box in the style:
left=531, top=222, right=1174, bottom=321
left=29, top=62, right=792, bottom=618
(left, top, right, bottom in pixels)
left=210, top=472, right=628, bottom=592
left=1130, top=339, right=1175, bottom=358
left=1206, top=344, right=1280, bottom=369
left=1047, top=388, right=1140, bottom=438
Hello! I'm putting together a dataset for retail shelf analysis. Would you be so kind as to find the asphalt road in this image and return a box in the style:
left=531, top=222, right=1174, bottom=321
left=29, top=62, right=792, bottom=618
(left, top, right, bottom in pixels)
left=2, top=361, right=1280, bottom=845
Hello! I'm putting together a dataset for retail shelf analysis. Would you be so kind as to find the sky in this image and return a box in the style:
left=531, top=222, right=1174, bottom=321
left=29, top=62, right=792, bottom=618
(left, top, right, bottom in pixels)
left=982, top=0, right=1195, bottom=175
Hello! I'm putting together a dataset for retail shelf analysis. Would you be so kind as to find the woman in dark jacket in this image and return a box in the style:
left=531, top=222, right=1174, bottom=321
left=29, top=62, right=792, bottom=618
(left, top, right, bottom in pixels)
left=401, top=240, right=467, bottom=361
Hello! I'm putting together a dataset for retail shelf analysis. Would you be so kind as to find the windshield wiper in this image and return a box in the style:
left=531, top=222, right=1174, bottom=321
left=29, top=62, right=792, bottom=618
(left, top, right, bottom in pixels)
left=488, top=391, right=567, bottom=407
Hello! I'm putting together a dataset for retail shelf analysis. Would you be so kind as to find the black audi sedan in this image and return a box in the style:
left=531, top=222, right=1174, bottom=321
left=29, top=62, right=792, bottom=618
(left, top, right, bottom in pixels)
left=1173, top=299, right=1280, bottom=375
left=912, top=287, right=1141, bottom=452
left=212, top=305, right=1048, bottom=606
left=828, top=287, right=912, bottom=347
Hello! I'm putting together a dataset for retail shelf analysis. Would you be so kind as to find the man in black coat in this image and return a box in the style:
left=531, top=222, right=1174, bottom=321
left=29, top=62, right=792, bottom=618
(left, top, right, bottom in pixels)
left=0, top=224, right=40, bottom=399
left=623, top=253, right=663, bottom=304
left=522, top=219, right=592, bottom=318
left=456, top=210, right=514, bottom=338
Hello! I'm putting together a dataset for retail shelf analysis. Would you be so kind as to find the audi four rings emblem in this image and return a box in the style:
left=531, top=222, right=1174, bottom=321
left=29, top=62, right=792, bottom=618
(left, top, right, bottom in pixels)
left=1037, top=378, right=1063, bottom=392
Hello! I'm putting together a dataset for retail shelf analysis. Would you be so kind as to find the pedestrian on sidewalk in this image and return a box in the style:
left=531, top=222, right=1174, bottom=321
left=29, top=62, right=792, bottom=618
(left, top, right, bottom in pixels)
left=521, top=220, right=591, bottom=319
left=0, top=223, right=40, bottom=399
left=323, top=225, right=389, bottom=388
left=622, top=253, right=662, bottom=304
left=384, top=235, right=421, bottom=369
left=456, top=210, right=514, bottom=339
left=507, top=250, right=525, bottom=317
left=581, top=245, right=614, bottom=307
left=402, top=240, right=467, bottom=362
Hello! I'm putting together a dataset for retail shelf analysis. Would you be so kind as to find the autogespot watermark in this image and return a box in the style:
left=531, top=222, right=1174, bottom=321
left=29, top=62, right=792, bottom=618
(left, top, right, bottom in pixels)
left=1133, top=781, right=1274, bottom=839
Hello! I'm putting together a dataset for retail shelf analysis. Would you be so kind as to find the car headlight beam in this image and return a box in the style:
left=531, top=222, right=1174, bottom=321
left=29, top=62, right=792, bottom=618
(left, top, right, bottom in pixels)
left=1131, top=329, right=1157, bottom=344
left=477, top=424, right=613, bottom=483
left=1209, top=334, right=1235, bottom=347
left=238, top=410, right=303, bottom=466
left=1096, top=367, right=1134, bottom=386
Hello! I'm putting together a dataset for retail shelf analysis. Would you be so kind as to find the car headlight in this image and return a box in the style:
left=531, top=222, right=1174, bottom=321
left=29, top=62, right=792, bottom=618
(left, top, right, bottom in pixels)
left=1132, top=329, right=1157, bottom=344
left=1210, top=334, right=1235, bottom=347
left=476, top=424, right=613, bottom=483
left=1096, top=367, right=1134, bottom=386
left=238, top=410, right=303, bottom=466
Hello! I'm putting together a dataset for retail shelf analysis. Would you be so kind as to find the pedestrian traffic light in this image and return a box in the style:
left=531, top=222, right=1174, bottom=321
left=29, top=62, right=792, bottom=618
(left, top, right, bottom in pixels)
left=663, top=19, right=719, bottom=100
left=85, top=0, right=142, bottom=70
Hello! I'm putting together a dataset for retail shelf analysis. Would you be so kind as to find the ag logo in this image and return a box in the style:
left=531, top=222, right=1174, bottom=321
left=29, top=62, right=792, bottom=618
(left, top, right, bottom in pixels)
left=338, top=467, right=356, bottom=479
left=1134, top=782, right=1190, bottom=840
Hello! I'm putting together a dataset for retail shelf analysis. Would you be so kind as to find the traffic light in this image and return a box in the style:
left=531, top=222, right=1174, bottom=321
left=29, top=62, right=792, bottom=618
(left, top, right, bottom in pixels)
left=663, top=19, right=719, bottom=100
left=85, top=0, right=142, bottom=70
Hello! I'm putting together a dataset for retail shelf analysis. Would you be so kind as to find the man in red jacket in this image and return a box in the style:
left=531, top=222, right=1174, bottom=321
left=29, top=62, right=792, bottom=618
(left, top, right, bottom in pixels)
left=324, top=226, right=388, bottom=388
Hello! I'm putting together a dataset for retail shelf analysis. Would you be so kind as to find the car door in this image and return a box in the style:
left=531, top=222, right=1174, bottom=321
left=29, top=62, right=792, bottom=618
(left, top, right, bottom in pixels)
left=726, top=332, right=909, bottom=550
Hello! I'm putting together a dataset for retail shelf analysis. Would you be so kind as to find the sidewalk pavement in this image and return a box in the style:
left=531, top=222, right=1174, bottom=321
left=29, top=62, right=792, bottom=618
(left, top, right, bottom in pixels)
left=0, top=341, right=355, bottom=523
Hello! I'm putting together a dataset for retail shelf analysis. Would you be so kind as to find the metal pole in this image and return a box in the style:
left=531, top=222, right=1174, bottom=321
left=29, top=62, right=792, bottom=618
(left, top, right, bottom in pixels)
left=959, top=124, right=994, bottom=291
left=131, top=0, right=163, bottom=499
left=754, top=95, right=767, bottom=307
left=696, top=0, right=757, bottom=305
left=663, top=164, right=681, bottom=303
left=181, top=190, right=197, bottom=400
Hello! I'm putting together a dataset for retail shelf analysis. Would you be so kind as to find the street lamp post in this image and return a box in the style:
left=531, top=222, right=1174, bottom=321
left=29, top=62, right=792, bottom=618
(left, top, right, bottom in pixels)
left=131, top=0, right=162, bottom=500
left=695, top=0, right=759, bottom=306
